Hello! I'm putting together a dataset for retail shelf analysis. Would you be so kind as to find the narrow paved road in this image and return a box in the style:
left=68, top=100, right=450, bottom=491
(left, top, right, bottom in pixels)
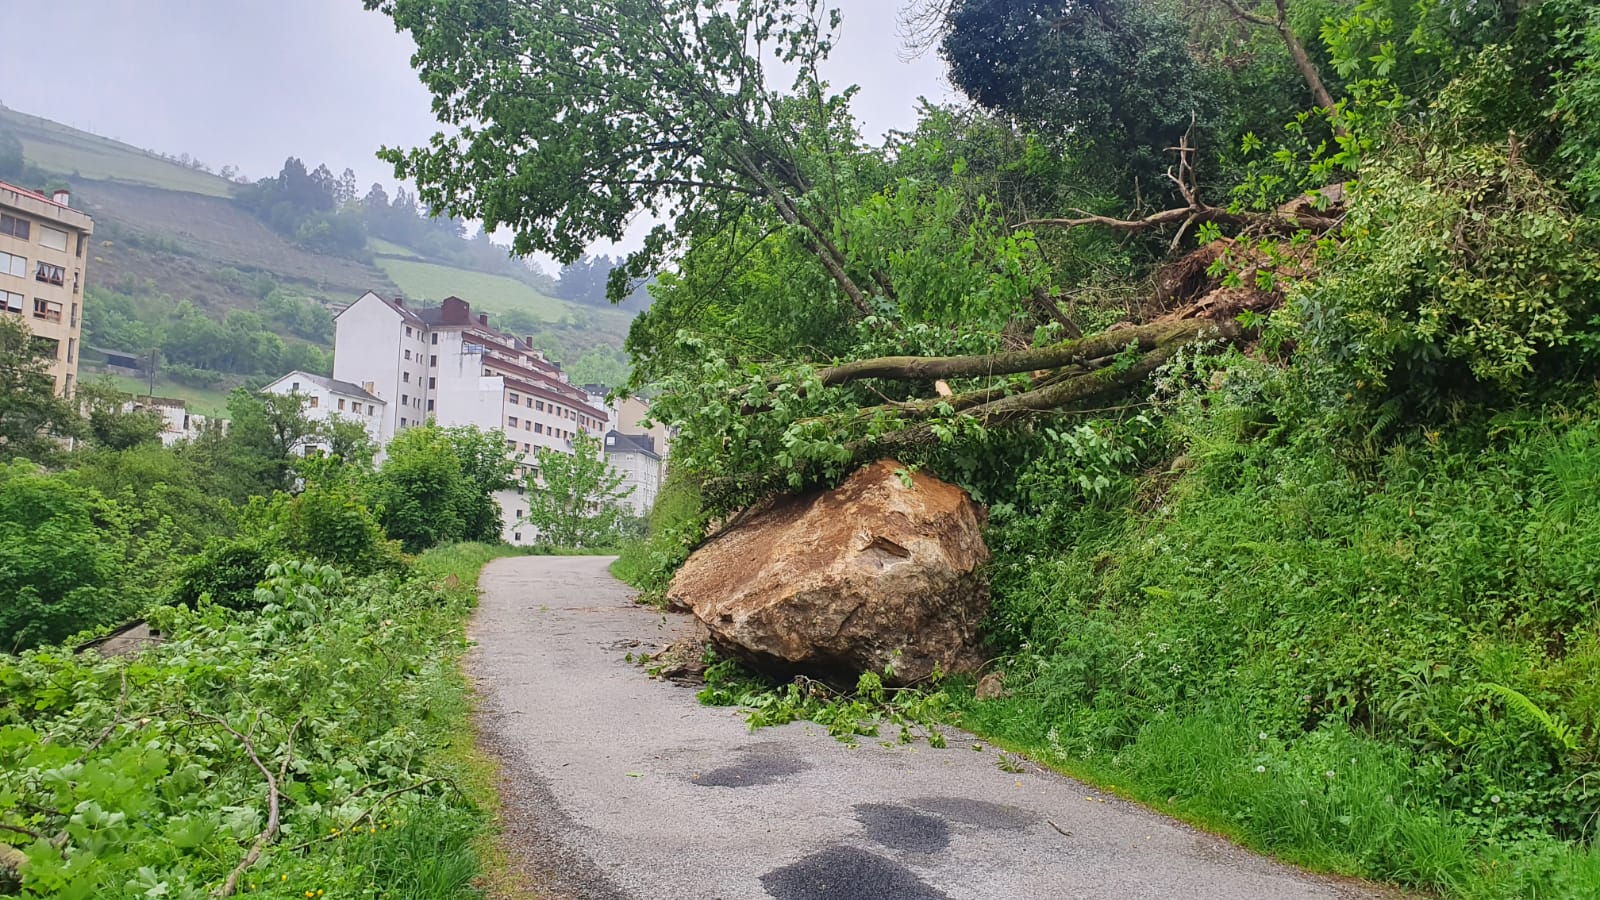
left=471, top=556, right=1387, bottom=900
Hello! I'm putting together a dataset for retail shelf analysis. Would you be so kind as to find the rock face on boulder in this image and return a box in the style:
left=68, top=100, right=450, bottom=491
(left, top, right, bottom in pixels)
left=668, top=459, right=990, bottom=687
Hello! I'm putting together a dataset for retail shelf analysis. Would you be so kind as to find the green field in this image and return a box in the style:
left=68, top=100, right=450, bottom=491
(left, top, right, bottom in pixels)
left=377, top=256, right=583, bottom=322
left=3, top=106, right=236, bottom=198
left=368, top=237, right=422, bottom=258
left=95, top=373, right=238, bottom=417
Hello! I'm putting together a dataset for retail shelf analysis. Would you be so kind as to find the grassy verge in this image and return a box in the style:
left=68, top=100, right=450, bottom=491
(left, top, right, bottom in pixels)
left=611, top=472, right=706, bottom=603
left=955, top=392, right=1600, bottom=899
left=0, top=543, right=529, bottom=898
left=415, top=542, right=540, bottom=900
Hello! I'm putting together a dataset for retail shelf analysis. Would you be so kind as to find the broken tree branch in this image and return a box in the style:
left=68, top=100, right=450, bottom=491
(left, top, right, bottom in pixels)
left=1016, top=205, right=1339, bottom=236
left=803, top=319, right=1215, bottom=389
left=210, top=714, right=303, bottom=899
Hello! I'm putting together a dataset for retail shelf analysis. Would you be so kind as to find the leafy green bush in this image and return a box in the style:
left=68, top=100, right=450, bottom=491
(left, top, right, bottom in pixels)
left=1290, top=138, right=1600, bottom=395
left=275, top=483, right=404, bottom=576
left=168, top=539, right=278, bottom=611
left=0, top=463, right=122, bottom=652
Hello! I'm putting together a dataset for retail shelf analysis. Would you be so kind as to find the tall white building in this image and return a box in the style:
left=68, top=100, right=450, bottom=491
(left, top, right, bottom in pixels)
left=603, top=430, right=662, bottom=517
left=274, top=291, right=618, bottom=545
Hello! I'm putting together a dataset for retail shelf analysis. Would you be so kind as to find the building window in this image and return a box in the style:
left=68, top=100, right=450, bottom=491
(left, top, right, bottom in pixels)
left=523, top=442, right=531, bottom=452
left=291, top=381, right=301, bottom=391
left=536, top=400, right=544, bottom=412
left=426, top=376, right=435, bottom=389
left=1, top=290, right=22, bottom=313
left=32, top=297, right=61, bottom=322
left=69, top=302, right=77, bottom=327
left=66, top=337, right=75, bottom=363
left=515, top=509, right=524, bottom=519
left=427, top=399, right=435, bottom=411
left=431, top=333, right=439, bottom=345
left=402, top=372, right=410, bottom=383
left=367, top=404, right=375, bottom=415
left=405, top=326, right=413, bottom=338
left=517, top=484, right=525, bottom=495
left=514, top=532, right=522, bottom=542
left=76, top=234, right=85, bottom=258
left=401, top=393, right=409, bottom=405
left=506, top=439, right=516, bottom=450
left=404, top=349, right=411, bottom=360
left=338, top=398, right=346, bottom=411
left=309, top=396, right=320, bottom=408
left=401, top=417, right=408, bottom=427
left=32, top=336, right=59, bottom=359
left=38, top=226, right=68, bottom=252
left=35, top=262, right=65, bottom=286
left=0, top=252, right=24, bottom=277
left=0, top=215, right=29, bottom=239
left=508, top=416, right=519, bottom=428
left=429, top=354, right=437, bottom=366
left=535, top=423, right=543, bottom=434
left=509, top=392, right=520, bottom=404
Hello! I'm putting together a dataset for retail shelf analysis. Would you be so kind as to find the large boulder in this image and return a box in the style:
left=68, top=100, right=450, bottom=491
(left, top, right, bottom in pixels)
left=668, top=459, right=990, bottom=687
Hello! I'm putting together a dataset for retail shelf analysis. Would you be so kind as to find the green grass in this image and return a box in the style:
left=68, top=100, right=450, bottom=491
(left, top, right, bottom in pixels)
left=97, top=373, right=237, bottom=417
left=369, top=237, right=423, bottom=259
left=3, top=106, right=235, bottom=198
left=375, top=257, right=571, bottom=319
left=611, top=472, right=707, bottom=604
left=376, top=257, right=633, bottom=338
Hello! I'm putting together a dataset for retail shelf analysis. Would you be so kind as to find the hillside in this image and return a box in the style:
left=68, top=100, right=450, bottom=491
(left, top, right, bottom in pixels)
left=0, top=104, right=635, bottom=406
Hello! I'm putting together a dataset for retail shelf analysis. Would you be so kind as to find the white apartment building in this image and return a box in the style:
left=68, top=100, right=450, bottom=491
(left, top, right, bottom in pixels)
left=260, top=370, right=387, bottom=453
left=303, top=291, right=616, bottom=545
left=603, top=430, right=662, bottom=517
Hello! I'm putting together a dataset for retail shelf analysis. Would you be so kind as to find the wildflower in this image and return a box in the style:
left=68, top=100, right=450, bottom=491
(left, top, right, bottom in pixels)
left=1324, top=770, right=1336, bottom=779
left=1299, top=799, right=1308, bottom=806
left=1255, top=765, right=1267, bottom=774
left=1491, top=795, right=1502, bottom=805
left=1257, top=732, right=1268, bottom=741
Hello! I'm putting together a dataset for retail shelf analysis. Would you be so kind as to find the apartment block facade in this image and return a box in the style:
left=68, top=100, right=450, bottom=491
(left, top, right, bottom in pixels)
left=271, top=291, right=617, bottom=544
left=0, top=182, right=93, bottom=394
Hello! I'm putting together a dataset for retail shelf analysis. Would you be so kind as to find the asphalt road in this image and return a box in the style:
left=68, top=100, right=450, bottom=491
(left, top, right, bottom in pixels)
left=470, top=555, right=1388, bottom=900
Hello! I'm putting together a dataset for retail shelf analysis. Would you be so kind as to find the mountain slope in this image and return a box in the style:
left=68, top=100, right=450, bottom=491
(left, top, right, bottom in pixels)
left=0, top=104, right=634, bottom=398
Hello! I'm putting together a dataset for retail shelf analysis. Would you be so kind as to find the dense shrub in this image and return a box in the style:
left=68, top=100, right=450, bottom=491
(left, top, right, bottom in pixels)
left=168, top=539, right=278, bottom=611
left=0, top=463, right=120, bottom=652
left=1290, top=138, right=1600, bottom=397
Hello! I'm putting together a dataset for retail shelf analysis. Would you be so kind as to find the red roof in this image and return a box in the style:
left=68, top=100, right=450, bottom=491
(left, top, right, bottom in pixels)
left=0, top=180, right=69, bottom=209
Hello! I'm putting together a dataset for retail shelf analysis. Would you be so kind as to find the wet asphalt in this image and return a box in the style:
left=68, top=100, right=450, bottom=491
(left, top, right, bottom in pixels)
left=469, top=555, right=1390, bottom=900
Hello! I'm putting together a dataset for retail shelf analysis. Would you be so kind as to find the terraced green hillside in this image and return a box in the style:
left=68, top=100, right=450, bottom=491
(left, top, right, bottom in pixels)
left=1, top=106, right=235, bottom=197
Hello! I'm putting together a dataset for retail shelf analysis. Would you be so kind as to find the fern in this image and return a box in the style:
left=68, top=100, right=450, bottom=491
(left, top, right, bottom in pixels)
left=1481, top=682, right=1583, bottom=756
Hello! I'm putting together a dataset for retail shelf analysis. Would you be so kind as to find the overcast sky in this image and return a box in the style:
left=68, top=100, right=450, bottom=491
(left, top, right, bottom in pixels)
left=0, top=1, right=951, bottom=192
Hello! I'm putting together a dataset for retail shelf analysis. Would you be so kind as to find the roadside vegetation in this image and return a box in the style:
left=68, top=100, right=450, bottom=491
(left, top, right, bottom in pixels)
left=369, top=0, right=1600, bottom=895
left=0, top=317, right=557, bottom=895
